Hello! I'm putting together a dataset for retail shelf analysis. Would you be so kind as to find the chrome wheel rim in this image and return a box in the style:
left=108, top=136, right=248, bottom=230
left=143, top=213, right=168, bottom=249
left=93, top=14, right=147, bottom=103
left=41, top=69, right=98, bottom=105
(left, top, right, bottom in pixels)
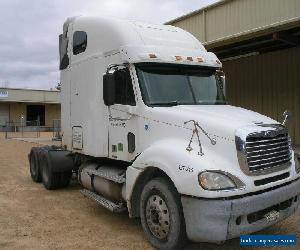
left=146, top=194, right=170, bottom=239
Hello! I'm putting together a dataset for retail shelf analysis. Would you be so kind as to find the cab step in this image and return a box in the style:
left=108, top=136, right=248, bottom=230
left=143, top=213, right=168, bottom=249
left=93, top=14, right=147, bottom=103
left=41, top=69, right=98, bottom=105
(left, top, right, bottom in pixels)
left=80, top=189, right=126, bottom=213
left=84, top=165, right=125, bottom=183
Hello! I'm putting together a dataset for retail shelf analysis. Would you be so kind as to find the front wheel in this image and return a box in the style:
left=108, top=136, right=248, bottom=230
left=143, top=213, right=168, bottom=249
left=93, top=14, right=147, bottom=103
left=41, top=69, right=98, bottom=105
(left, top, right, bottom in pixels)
left=140, top=177, right=187, bottom=249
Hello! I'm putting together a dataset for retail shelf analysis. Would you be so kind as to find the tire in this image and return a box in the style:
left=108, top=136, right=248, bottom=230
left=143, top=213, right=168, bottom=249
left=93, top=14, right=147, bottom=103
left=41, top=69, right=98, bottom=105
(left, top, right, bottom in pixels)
left=40, top=151, right=72, bottom=190
left=140, top=177, right=187, bottom=250
left=29, top=147, right=42, bottom=183
left=58, top=171, right=72, bottom=188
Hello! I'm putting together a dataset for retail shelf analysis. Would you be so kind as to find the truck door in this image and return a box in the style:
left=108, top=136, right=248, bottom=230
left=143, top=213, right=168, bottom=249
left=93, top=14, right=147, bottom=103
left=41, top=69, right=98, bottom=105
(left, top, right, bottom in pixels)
left=108, top=68, right=139, bottom=162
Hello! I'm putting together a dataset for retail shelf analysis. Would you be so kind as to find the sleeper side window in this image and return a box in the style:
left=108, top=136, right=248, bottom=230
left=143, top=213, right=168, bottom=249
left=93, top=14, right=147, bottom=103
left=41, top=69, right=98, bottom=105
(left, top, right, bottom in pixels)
left=115, top=69, right=136, bottom=106
left=59, top=34, right=69, bottom=70
left=73, top=31, right=87, bottom=55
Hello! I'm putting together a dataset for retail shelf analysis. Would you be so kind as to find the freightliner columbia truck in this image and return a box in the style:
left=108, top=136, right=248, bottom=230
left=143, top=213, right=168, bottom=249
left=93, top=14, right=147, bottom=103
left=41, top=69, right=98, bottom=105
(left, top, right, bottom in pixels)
left=29, top=16, right=300, bottom=249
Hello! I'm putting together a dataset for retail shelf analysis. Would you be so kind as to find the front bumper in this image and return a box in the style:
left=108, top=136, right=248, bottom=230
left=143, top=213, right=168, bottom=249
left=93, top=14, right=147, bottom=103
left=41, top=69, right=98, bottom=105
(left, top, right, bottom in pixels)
left=181, top=178, right=300, bottom=243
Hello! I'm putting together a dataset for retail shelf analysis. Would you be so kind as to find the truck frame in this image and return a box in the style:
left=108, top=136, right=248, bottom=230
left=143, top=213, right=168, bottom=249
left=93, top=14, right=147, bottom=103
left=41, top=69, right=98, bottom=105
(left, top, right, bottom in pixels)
left=29, top=16, right=300, bottom=249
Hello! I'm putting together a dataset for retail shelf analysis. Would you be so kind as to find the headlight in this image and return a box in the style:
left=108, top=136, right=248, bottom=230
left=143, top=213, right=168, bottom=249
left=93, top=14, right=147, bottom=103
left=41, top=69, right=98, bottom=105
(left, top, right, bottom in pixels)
left=295, top=153, right=300, bottom=174
left=198, top=171, right=239, bottom=190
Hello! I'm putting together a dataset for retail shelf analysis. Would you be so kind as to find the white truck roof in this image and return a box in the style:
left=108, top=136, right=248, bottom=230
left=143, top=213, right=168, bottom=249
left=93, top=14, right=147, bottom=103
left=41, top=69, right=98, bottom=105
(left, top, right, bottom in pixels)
left=67, top=16, right=221, bottom=67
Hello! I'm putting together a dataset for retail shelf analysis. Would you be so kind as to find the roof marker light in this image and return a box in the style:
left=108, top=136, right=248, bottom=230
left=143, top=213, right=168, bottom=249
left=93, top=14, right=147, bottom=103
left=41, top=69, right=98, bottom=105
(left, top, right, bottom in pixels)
left=149, top=53, right=157, bottom=59
left=175, top=55, right=183, bottom=61
left=197, top=57, right=204, bottom=62
left=187, top=56, right=193, bottom=61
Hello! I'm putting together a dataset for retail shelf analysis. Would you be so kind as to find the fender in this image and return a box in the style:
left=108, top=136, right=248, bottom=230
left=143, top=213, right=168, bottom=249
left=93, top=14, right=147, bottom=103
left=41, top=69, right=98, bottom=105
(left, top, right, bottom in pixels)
left=38, top=146, right=75, bottom=173
left=126, top=138, right=215, bottom=217
left=126, top=135, right=256, bottom=212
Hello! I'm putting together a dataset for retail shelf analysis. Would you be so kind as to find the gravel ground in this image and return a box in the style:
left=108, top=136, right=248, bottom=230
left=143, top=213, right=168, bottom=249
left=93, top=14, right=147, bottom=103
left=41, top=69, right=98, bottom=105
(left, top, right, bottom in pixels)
left=0, top=133, right=299, bottom=250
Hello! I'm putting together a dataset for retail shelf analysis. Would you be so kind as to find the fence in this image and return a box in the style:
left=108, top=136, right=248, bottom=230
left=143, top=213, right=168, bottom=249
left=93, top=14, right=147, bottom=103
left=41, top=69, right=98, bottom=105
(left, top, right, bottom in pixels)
left=5, top=120, right=40, bottom=139
left=3, top=119, right=62, bottom=140
left=52, top=119, right=62, bottom=141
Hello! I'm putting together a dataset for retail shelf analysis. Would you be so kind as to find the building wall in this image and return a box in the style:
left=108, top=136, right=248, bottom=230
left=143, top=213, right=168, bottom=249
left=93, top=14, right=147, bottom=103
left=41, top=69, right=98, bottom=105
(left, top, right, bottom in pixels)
left=6, top=102, right=60, bottom=127
left=45, top=104, right=61, bottom=127
left=167, top=0, right=300, bottom=145
left=0, top=103, right=9, bottom=126
left=0, top=88, right=59, bottom=104
left=0, top=88, right=61, bottom=127
left=223, top=47, right=300, bottom=145
left=9, top=103, right=26, bottom=124
left=167, top=0, right=300, bottom=48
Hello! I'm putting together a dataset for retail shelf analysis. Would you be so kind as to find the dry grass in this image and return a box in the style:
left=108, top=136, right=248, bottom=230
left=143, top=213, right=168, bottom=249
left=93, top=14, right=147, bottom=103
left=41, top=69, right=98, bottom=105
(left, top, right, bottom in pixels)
left=0, top=136, right=299, bottom=249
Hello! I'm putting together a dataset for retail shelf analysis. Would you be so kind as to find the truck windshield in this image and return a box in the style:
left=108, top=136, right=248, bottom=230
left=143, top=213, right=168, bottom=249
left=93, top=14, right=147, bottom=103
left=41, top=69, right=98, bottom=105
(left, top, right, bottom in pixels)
left=136, top=64, right=226, bottom=106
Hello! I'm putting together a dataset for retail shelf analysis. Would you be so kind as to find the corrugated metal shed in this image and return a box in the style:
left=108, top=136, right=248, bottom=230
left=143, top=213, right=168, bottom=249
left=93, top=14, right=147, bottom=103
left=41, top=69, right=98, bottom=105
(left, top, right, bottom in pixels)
left=167, top=0, right=300, bottom=145
left=0, top=88, right=60, bottom=104
left=223, top=47, right=300, bottom=144
left=166, top=0, right=300, bottom=49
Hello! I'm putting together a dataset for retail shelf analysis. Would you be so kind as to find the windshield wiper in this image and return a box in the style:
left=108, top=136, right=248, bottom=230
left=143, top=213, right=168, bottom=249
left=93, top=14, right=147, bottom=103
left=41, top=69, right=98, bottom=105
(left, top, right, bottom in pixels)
left=148, top=101, right=179, bottom=106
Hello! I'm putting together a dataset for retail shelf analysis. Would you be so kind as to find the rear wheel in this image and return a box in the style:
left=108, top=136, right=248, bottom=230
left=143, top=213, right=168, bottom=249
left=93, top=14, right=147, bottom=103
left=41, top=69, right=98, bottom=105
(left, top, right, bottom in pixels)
left=59, top=171, right=73, bottom=188
left=41, top=152, right=72, bottom=190
left=140, top=177, right=187, bottom=249
left=29, top=148, right=42, bottom=183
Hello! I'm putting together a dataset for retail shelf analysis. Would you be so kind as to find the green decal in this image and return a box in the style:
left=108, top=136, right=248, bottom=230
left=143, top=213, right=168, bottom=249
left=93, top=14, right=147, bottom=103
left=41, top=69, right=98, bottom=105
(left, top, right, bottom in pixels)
left=118, top=143, right=123, bottom=151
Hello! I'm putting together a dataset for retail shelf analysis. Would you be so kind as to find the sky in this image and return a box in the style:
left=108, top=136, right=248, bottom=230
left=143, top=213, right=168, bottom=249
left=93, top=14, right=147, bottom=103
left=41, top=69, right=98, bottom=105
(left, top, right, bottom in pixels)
left=0, top=0, right=218, bottom=90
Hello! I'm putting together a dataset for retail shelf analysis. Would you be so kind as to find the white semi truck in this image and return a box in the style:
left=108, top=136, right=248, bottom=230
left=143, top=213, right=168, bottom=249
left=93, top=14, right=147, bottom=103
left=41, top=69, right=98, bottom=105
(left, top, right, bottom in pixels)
left=29, top=16, right=300, bottom=249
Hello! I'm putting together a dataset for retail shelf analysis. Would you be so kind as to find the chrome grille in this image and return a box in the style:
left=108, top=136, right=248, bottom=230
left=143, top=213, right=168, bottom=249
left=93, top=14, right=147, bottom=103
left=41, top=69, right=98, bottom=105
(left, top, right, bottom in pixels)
left=246, top=131, right=291, bottom=173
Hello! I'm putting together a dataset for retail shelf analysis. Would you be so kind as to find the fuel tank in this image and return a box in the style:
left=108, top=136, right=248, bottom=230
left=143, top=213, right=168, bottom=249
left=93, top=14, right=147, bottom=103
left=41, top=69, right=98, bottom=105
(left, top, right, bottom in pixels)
left=79, top=163, right=126, bottom=203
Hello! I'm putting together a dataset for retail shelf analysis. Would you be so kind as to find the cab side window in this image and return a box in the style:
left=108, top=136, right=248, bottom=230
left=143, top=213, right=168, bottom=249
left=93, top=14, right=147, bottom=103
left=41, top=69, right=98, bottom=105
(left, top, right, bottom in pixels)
left=115, top=69, right=136, bottom=106
left=73, top=31, right=87, bottom=55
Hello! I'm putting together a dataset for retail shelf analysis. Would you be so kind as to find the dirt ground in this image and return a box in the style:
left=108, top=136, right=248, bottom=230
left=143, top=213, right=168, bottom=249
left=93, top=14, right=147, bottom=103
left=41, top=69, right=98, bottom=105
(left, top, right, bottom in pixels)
left=0, top=133, right=299, bottom=250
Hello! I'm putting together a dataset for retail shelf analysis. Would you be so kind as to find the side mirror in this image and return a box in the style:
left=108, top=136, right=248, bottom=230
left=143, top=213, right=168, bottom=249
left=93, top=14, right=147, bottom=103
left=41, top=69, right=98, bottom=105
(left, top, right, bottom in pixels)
left=103, top=72, right=116, bottom=106
left=282, top=110, right=292, bottom=126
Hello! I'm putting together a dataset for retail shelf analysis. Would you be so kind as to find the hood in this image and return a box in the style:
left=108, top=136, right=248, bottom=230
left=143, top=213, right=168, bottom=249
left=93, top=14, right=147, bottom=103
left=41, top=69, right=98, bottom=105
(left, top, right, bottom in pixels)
left=150, top=105, right=278, bottom=141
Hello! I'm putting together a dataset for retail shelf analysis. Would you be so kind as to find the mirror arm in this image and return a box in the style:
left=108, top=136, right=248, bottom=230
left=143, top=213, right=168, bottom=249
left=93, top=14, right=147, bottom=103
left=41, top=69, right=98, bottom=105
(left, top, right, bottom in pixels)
left=282, top=117, right=288, bottom=126
left=108, top=108, right=134, bottom=121
left=109, top=115, right=133, bottom=121
left=282, top=110, right=292, bottom=126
